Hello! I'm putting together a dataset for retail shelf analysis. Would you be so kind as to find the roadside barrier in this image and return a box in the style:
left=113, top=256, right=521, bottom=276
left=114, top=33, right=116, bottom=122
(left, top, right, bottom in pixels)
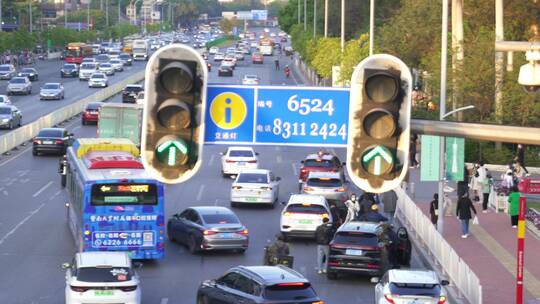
left=0, top=70, right=145, bottom=155
left=395, top=186, right=483, bottom=304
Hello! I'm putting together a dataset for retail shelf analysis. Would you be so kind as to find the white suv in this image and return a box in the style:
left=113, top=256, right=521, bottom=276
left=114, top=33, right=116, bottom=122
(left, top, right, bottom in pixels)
left=220, top=146, right=259, bottom=177
left=63, top=252, right=141, bottom=304
left=280, top=194, right=332, bottom=239
left=79, top=63, right=98, bottom=80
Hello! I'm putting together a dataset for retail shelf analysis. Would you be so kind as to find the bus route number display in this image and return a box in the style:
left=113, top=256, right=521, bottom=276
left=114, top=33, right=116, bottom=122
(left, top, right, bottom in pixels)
left=255, top=87, right=350, bottom=146
left=99, top=184, right=150, bottom=193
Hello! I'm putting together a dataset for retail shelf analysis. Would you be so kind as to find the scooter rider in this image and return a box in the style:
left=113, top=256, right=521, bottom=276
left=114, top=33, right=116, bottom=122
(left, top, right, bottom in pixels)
left=265, top=233, right=290, bottom=266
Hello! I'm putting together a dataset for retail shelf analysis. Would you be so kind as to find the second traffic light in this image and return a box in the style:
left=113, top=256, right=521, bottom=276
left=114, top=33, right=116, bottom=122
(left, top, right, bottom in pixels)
left=346, top=54, right=412, bottom=193
left=141, top=44, right=207, bottom=184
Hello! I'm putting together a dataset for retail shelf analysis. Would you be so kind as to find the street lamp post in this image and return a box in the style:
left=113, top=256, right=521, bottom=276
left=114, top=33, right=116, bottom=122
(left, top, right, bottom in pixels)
left=29, top=0, right=32, bottom=33
left=303, top=0, right=306, bottom=31
left=313, top=0, right=316, bottom=37
left=87, top=1, right=90, bottom=30
left=64, top=0, right=68, bottom=27
left=297, top=0, right=300, bottom=24
left=369, top=0, right=374, bottom=55
left=0, top=0, right=3, bottom=32
left=118, top=0, right=121, bottom=24
left=106, top=0, right=109, bottom=27
left=324, top=0, right=328, bottom=37
left=340, top=0, right=345, bottom=52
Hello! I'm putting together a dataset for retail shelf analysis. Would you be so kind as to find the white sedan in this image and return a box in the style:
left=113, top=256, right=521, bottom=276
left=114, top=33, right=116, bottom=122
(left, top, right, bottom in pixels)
left=230, top=169, right=280, bottom=208
left=221, top=146, right=259, bottom=177
left=242, top=74, right=260, bottom=85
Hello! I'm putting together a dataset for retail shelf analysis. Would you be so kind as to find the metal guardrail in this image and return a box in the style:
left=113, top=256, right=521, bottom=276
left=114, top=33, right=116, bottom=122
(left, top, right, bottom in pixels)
left=0, top=70, right=145, bottom=155
left=394, top=187, right=483, bottom=304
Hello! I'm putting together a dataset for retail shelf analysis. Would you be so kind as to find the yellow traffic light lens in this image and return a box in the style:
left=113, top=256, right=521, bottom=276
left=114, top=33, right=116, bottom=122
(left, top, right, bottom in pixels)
left=159, top=62, right=193, bottom=95
left=363, top=109, right=396, bottom=139
left=157, top=99, right=191, bottom=130
left=365, top=74, right=399, bottom=103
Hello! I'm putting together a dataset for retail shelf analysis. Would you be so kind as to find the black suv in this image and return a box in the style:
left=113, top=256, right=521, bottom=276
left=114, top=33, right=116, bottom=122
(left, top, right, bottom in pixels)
left=197, top=265, right=323, bottom=304
left=60, top=64, right=79, bottom=78
left=326, top=221, right=410, bottom=280
left=121, top=84, right=143, bottom=103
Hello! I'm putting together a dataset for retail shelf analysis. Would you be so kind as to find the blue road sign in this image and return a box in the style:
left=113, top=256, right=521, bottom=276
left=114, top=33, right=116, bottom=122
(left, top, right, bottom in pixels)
left=251, top=10, right=268, bottom=21
left=205, top=85, right=350, bottom=147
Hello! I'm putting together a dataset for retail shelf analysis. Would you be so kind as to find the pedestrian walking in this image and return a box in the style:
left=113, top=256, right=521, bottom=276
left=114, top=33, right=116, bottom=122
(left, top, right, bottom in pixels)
left=381, top=190, right=398, bottom=224
left=482, top=174, right=493, bottom=212
left=274, top=58, right=280, bottom=70
left=516, top=144, right=530, bottom=176
left=501, top=169, right=514, bottom=193
left=314, top=217, right=336, bottom=274
left=429, top=193, right=439, bottom=226
left=470, top=161, right=486, bottom=202
left=343, top=193, right=360, bottom=223
left=508, top=185, right=520, bottom=228
left=409, top=134, right=418, bottom=167
left=456, top=193, right=477, bottom=238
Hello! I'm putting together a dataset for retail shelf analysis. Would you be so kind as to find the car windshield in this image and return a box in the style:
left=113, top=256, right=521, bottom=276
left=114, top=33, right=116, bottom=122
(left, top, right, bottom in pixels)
left=306, top=178, right=342, bottom=187
left=0, top=66, right=10, bottom=72
left=303, top=159, right=334, bottom=168
left=120, top=55, right=130, bottom=59
left=81, top=64, right=96, bottom=69
left=263, top=283, right=317, bottom=301
left=43, top=84, right=59, bottom=89
left=111, top=60, right=121, bottom=64
left=100, top=64, right=111, bottom=67
left=286, top=203, right=327, bottom=214
left=0, top=108, right=11, bottom=114
left=333, top=232, right=379, bottom=246
left=63, top=64, right=76, bottom=69
left=76, top=267, right=133, bottom=283
left=21, top=68, right=34, bottom=73
left=389, top=282, right=442, bottom=298
left=86, top=103, right=102, bottom=110
left=125, top=86, right=142, bottom=92
left=37, top=129, right=63, bottom=137
left=202, top=213, right=240, bottom=224
left=236, top=173, right=268, bottom=184
left=229, top=150, right=253, bottom=157
left=10, top=78, right=25, bottom=84
left=96, top=55, right=109, bottom=61
left=92, top=74, right=105, bottom=79
left=244, top=75, right=257, bottom=80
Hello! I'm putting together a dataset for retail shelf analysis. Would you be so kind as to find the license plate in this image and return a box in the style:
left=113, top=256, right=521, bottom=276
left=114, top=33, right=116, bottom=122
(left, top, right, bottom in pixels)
left=43, top=140, right=53, bottom=144
left=219, top=233, right=236, bottom=239
left=346, top=249, right=363, bottom=256
left=298, top=219, right=313, bottom=225
left=246, top=197, right=258, bottom=202
left=95, top=290, right=114, bottom=296
left=237, top=162, right=246, bottom=166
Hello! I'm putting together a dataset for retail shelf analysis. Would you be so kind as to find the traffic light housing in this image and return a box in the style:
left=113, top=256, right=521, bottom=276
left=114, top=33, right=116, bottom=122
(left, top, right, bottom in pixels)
left=141, top=44, right=207, bottom=184
left=346, top=54, right=412, bottom=193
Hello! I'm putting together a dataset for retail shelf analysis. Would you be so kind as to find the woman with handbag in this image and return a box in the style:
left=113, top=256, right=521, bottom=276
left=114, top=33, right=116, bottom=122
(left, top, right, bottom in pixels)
left=456, top=193, right=477, bottom=238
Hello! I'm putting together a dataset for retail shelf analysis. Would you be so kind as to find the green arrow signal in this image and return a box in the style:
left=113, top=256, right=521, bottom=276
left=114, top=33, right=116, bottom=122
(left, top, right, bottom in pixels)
left=156, top=139, right=188, bottom=166
left=362, top=146, right=393, bottom=176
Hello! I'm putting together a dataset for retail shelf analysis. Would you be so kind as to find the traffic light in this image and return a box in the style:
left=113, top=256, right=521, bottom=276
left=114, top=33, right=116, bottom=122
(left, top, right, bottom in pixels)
left=141, top=44, right=207, bottom=184
left=346, top=54, right=412, bottom=193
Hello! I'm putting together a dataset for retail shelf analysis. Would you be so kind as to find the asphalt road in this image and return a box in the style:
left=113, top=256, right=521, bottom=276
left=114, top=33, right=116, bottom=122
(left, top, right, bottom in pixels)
left=0, top=58, right=147, bottom=135
left=0, top=30, right=425, bottom=304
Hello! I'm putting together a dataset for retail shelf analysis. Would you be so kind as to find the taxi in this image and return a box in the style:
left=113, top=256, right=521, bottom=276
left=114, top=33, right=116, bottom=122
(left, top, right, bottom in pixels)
left=280, top=194, right=332, bottom=240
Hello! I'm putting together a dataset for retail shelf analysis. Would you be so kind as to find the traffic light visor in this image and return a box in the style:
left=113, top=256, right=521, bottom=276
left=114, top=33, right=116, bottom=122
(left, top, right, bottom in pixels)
left=159, top=61, right=194, bottom=95
left=365, top=73, right=399, bottom=103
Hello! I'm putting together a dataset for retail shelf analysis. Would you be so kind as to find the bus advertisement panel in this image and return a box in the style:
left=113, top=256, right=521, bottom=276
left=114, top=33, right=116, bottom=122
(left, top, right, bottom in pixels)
left=64, top=138, right=165, bottom=259
left=65, top=42, right=93, bottom=64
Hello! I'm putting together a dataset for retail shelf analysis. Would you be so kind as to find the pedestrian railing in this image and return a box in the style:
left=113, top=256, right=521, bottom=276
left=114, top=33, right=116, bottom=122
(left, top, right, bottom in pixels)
left=394, top=187, right=483, bottom=304
left=0, top=70, right=145, bottom=155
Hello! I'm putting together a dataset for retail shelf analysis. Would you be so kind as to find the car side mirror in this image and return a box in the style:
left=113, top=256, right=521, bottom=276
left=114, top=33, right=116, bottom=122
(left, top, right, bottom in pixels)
left=61, top=263, right=71, bottom=269
left=255, top=152, right=259, bottom=155
left=370, top=277, right=380, bottom=284
left=281, top=201, right=287, bottom=205
left=441, top=280, right=450, bottom=286
left=276, top=177, right=281, bottom=181
left=300, top=160, right=304, bottom=164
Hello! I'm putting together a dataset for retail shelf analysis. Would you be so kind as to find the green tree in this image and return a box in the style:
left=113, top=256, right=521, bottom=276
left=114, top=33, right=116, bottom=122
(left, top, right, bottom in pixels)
left=340, top=33, right=370, bottom=82
left=219, top=18, right=241, bottom=35
left=310, top=37, right=341, bottom=79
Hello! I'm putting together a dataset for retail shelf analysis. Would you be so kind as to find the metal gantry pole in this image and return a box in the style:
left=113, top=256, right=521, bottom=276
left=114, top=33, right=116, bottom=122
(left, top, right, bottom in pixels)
left=87, top=1, right=90, bottom=30
left=369, top=0, right=374, bottom=55
left=340, top=0, right=345, bottom=52
left=106, top=0, right=109, bottom=27
left=324, top=0, right=328, bottom=37
left=437, top=0, right=449, bottom=234
left=64, top=0, right=68, bottom=27
left=29, top=0, right=32, bottom=33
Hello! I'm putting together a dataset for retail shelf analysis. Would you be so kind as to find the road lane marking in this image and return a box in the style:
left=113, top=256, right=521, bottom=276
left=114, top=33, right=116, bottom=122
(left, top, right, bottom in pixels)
left=33, top=181, right=53, bottom=198
left=0, top=202, right=45, bottom=246
left=72, top=126, right=81, bottom=131
left=208, top=154, right=215, bottom=166
left=291, top=163, right=298, bottom=176
left=196, top=184, right=205, bottom=201
left=160, top=298, right=169, bottom=304
left=276, top=155, right=282, bottom=164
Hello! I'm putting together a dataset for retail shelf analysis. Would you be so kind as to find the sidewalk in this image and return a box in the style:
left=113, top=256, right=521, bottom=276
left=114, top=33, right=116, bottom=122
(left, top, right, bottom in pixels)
left=409, top=168, right=540, bottom=304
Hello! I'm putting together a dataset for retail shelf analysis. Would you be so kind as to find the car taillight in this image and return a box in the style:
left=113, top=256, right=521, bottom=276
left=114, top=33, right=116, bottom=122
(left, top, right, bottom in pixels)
left=203, top=230, right=217, bottom=235
left=247, top=160, right=257, bottom=163
left=55, top=140, right=64, bottom=145
left=120, top=285, right=138, bottom=292
left=33, top=139, right=41, bottom=144
left=312, top=301, right=325, bottom=304
left=321, top=213, right=329, bottom=218
left=335, top=187, right=346, bottom=192
left=367, top=264, right=380, bottom=269
left=283, top=212, right=293, bottom=217
left=225, top=160, right=236, bottom=163
left=438, top=296, right=447, bottom=304
left=239, top=229, right=249, bottom=235
left=304, top=186, right=314, bottom=191
left=260, top=187, right=272, bottom=191
left=232, top=186, right=243, bottom=190
left=70, top=285, right=89, bottom=292
left=300, top=168, right=307, bottom=173
left=383, top=294, right=395, bottom=304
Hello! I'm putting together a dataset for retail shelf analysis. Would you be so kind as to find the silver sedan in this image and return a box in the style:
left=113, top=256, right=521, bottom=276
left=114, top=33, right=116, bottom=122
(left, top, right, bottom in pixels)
left=39, top=83, right=64, bottom=100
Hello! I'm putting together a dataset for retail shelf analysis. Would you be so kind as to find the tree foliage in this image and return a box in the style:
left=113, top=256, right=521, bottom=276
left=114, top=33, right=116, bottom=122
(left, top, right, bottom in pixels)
left=219, top=18, right=241, bottom=35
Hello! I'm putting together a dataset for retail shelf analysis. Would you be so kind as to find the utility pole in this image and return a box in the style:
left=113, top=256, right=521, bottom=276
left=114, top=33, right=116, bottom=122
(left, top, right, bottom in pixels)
left=324, top=0, right=327, bottom=37
left=65, top=0, right=68, bottom=27
left=106, top=0, right=109, bottom=27
left=451, top=0, right=464, bottom=121
left=118, top=0, right=121, bottom=24
left=313, top=0, right=316, bottom=37
left=297, top=0, right=300, bottom=24
left=340, top=0, right=345, bottom=52
left=303, top=0, right=306, bottom=31
left=29, top=0, right=32, bottom=33
left=494, top=0, right=504, bottom=124
left=437, top=0, right=449, bottom=234
left=0, top=0, right=3, bottom=32
left=87, top=1, right=90, bottom=30
left=369, top=0, right=374, bottom=55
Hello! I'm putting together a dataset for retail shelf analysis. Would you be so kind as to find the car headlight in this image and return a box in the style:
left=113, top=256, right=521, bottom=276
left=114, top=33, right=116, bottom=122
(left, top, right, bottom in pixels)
left=2, top=118, right=9, bottom=122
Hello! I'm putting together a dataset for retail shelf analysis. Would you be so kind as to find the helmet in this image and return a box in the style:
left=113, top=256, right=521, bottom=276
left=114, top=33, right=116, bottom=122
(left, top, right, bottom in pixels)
left=397, top=228, right=408, bottom=240
left=371, top=204, right=379, bottom=211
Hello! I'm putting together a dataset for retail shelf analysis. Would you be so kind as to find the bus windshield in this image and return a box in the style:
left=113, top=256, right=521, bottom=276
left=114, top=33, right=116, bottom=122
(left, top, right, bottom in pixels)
left=66, top=48, right=81, bottom=58
left=91, top=183, right=158, bottom=206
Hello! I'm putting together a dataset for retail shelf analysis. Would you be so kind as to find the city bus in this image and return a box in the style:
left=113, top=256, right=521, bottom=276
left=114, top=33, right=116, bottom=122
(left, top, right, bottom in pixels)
left=63, top=138, right=165, bottom=259
left=65, top=42, right=93, bottom=64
